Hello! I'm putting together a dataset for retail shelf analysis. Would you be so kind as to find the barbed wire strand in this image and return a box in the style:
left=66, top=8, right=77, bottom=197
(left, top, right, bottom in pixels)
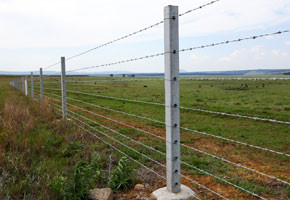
left=66, top=52, right=167, bottom=73
left=179, top=30, right=290, bottom=53
left=42, top=0, right=222, bottom=70
left=179, top=0, right=221, bottom=17
left=51, top=30, right=290, bottom=75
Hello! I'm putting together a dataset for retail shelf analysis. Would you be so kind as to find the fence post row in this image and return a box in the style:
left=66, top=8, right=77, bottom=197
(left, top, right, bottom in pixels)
left=31, top=72, right=34, bottom=98
left=61, top=57, right=67, bottom=119
left=24, top=75, right=28, bottom=96
left=40, top=68, right=44, bottom=104
left=164, top=5, right=181, bottom=193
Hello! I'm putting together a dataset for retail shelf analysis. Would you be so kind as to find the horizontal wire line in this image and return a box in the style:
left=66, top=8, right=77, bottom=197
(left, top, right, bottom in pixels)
left=42, top=30, right=290, bottom=75
left=66, top=52, right=167, bottom=73
left=51, top=30, right=290, bottom=74
left=61, top=99, right=290, bottom=186
left=39, top=77, right=290, bottom=84
left=181, top=78, right=290, bottom=81
left=62, top=88, right=290, bottom=125
left=67, top=113, right=225, bottom=200
left=62, top=93, right=290, bottom=157
left=179, top=30, right=290, bottom=53
left=179, top=0, right=221, bottom=17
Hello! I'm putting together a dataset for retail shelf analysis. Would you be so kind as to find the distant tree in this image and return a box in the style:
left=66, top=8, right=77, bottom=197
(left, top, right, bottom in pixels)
left=110, top=74, right=114, bottom=77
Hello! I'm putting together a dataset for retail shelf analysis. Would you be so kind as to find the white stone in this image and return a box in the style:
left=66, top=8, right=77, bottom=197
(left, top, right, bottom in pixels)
left=152, top=185, right=197, bottom=200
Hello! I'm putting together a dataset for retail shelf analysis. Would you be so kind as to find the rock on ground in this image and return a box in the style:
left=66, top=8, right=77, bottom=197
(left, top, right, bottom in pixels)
left=88, top=188, right=113, bottom=200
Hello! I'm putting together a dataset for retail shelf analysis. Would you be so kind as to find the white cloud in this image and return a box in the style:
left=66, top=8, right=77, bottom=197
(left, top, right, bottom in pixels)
left=190, top=53, right=209, bottom=62
left=231, top=50, right=240, bottom=57
left=272, top=49, right=288, bottom=57
left=218, top=56, right=231, bottom=63
left=286, top=41, right=290, bottom=46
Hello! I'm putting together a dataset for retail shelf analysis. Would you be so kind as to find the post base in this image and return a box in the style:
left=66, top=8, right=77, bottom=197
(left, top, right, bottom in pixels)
left=152, top=185, right=197, bottom=200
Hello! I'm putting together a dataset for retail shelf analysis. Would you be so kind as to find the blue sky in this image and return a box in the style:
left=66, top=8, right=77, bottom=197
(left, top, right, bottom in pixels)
left=0, top=0, right=289, bottom=74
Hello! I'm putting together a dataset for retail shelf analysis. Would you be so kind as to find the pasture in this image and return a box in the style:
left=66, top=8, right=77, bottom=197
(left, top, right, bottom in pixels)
left=29, top=75, right=290, bottom=199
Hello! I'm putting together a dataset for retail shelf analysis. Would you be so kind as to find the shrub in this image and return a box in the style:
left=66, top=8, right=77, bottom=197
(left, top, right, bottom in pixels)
left=108, top=157, right=134, bottom=191
left=66, top=161, right=92, bottom=200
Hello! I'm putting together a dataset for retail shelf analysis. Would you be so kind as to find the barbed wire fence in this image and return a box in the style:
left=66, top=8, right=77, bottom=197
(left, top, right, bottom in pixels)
left=9, top=1, right=290, bottom=199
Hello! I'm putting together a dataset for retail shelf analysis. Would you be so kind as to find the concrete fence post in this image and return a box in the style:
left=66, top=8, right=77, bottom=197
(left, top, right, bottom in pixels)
left=24, top=75, right=28, bottom=96
left=31, top=72, right=34, bottom=98
left=152, top=6, right=196, bottom=200
left=61, top=57, right=67, bottom=119
left=164, top=5, right=180, bottom=193
left=22, top=76, right=25, bottom=92
left=40, top=68, right=44, bottom=103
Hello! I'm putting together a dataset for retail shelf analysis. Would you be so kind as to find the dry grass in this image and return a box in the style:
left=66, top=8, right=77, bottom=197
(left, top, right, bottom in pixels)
left=2, top=98, right=35, bottom=134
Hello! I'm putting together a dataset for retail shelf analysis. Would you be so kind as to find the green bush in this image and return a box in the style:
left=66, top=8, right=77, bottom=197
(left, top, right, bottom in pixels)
left=49, top=152, right=104, bottom=200
left=66, top=161, right=91, bottom=200
left=49, top=174, right=67, bottom=200
left=108, top=157, right=134, bottom=191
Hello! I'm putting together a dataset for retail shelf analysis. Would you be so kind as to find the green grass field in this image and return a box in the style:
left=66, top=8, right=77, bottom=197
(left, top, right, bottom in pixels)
left=10, top=75, right=290, bottom=199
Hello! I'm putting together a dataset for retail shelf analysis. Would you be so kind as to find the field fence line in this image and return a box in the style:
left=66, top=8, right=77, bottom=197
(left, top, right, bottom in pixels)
left=10, top=1, right=290, bottom=198
left=51, top=99, right=267, bottom=199
left=44, top=94, right=288, bottom=186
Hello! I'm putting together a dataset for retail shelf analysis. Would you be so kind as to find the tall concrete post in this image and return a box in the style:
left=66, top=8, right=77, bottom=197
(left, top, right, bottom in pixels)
left=40, top=68, right=44, bottom=103
left=31, top=72, right=34, bottom=98
left=152, top=6, right=196, bottom=200
left=24, top=76, right=28, bottom=96
left=164, top=5, right=180, bottom=193
left=61, top=57, right=67, bottom=119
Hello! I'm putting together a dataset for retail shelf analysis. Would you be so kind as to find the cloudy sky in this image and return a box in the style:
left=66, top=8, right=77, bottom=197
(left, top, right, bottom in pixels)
left=0, top=0, right=289, bottom=73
